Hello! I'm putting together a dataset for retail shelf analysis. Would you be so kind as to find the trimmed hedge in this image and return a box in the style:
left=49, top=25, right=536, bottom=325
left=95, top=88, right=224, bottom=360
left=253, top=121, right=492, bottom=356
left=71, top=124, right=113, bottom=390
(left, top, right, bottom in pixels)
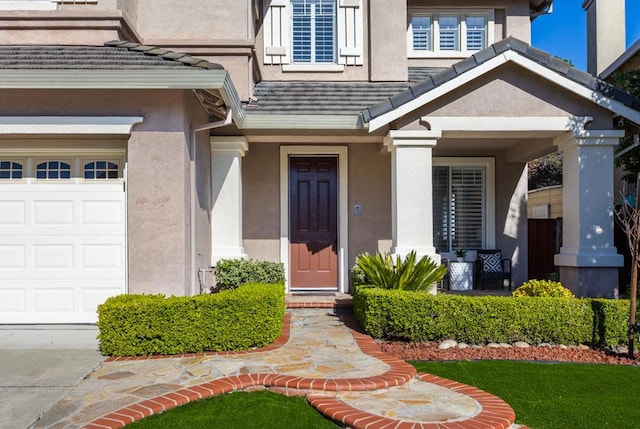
left=214, top=259, right=285, bottom=291
left=97, top=283, right=285, bottom=356
left=354, top=287, right=630, bottom=346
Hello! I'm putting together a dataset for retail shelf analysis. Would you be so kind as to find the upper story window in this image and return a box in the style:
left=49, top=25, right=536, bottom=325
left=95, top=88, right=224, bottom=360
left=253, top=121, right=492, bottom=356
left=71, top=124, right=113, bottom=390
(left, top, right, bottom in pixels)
left=292, top=0, right=336, bottom=64
left=0, top=161, right=23, bottom=180
left=36, top=161, right=71, bottom=180
left=408, top=10, right=494, bottom=59
left=264, top=0, right=363, bottom=70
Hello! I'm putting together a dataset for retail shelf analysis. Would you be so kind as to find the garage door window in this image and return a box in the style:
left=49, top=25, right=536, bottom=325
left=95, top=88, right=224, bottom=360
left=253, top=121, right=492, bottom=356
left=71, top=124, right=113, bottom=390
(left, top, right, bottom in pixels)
left=84, top=161, right=119, bottom=179
left=0, top=161, right=23, bottom=179
left=36, top=161, right=71, bottom=179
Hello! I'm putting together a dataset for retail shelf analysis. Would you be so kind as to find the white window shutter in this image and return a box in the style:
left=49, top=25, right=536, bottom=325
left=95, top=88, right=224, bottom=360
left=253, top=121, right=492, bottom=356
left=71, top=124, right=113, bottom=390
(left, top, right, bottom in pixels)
left=263, top=0, right=290, bottom=65
left=337, top=0, right=363, bottom=65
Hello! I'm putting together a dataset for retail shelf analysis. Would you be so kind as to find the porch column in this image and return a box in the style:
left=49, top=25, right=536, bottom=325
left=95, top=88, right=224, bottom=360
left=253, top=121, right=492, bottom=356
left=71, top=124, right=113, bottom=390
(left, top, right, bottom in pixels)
left=211, top=136, right=248, bottom=263
left=384, top=130, right=440, bottom=264
left=554, top=129, right=625, bottom=297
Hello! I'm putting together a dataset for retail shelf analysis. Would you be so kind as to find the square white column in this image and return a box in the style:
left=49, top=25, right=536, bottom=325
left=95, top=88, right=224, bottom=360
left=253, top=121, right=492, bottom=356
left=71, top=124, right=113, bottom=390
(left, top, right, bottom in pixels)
left=384, top=130, right=441, bottom=264
left=211, top=136, right=248, bottom=263
left=554, top=129, right=624, bottom=297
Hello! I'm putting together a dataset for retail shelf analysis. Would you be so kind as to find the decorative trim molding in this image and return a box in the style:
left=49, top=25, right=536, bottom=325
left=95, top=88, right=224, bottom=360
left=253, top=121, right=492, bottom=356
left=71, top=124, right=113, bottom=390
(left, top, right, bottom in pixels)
left=0, top=116, right=143, bottom=135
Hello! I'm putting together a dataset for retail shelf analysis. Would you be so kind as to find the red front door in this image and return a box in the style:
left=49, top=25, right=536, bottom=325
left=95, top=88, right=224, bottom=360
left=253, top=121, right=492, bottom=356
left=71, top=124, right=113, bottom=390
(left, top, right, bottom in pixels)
left=289, top=156, right=338, bottom=289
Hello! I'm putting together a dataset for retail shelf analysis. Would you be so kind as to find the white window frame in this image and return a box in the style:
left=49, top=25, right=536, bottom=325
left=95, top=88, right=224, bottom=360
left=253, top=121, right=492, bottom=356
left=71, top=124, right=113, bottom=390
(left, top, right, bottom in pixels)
left=81, top=158, right=122, bottom=181
left=432, top=157, right=495, bottom=254
left=290, top=0, right=337, bottom=65
left=264, top=0, right=363, bottom=71
left=34, top=158, right=74, bottom=181
left=0, top=158, right=25, bottom=181
left=408, top=9, right=494, bottom=59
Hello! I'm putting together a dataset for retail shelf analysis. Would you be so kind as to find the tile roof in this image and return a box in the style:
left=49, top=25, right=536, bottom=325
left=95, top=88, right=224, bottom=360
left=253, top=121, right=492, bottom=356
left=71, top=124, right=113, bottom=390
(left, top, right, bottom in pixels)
left=245, top=81, right=413, bottom=116
left=362, top=37, right=640, bottom=124
left=0, top=40, right=223, bottom=70
left=245, top=68, right=443, bottom=116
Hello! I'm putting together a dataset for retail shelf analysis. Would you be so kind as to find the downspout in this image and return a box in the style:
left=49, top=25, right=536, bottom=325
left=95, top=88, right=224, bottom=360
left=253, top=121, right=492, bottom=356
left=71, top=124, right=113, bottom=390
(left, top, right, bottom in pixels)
left=190, top=107, right=233, bottom=295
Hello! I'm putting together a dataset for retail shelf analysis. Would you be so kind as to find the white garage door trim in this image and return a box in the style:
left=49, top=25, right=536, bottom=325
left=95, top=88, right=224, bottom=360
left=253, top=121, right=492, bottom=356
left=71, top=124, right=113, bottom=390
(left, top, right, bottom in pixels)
left=0, top=152, right=127, bottom=324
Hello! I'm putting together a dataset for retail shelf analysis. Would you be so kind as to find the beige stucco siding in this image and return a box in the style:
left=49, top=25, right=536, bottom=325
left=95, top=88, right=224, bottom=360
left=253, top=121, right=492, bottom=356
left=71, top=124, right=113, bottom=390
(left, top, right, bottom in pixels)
left=369, top=0, right=408, bottom=81
left=494, top=154, right=528, bottom=287
left=347, top=143, right=393, bottom=268
left=242, top=143, right=281, bottom=262
left=135, top=0, right=251, bottom=41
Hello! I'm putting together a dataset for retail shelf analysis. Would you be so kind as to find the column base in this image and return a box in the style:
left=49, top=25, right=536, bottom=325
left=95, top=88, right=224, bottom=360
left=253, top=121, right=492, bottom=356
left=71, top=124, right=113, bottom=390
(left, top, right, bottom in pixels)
left=559, top=266, right=620, bottom=298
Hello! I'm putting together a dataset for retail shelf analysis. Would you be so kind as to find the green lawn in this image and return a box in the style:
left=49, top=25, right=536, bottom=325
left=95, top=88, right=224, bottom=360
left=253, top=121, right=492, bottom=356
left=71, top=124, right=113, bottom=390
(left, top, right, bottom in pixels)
left=125, top=362, right=640, bottom=429
left=125, top=390, right=338, bottom=429
left=412, top=360, right=640, bottom=429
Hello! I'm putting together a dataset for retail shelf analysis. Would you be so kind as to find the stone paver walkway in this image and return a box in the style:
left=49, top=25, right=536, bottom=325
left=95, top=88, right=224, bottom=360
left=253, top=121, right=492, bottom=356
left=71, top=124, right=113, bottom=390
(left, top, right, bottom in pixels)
left=35, top=308, right=521, bottom=429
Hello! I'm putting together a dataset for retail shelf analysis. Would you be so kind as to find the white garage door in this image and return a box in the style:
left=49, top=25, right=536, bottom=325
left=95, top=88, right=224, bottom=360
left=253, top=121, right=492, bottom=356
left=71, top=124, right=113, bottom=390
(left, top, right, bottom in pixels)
left=0, top=158, right=126, bottom=324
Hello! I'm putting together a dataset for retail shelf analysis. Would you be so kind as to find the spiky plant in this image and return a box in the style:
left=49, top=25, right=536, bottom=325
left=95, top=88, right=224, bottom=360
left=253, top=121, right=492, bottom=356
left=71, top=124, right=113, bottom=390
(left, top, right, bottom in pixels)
left=354, top=250, right=447, bottom=292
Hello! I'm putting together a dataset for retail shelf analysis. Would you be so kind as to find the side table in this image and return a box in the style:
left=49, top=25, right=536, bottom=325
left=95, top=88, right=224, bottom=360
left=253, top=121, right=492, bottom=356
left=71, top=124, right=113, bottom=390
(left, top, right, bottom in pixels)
left=449, top=261, right=474, bottom=291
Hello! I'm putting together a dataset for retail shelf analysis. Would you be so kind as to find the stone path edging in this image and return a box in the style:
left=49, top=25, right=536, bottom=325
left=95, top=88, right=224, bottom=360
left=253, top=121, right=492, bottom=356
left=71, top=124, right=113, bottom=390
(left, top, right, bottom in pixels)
left=79, top=309, right=517, bottom=429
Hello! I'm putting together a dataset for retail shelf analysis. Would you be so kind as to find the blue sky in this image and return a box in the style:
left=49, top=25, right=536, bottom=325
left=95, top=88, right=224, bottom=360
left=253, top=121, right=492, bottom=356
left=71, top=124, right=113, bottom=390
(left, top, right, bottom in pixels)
left=532, top=0, right=640, bottom=71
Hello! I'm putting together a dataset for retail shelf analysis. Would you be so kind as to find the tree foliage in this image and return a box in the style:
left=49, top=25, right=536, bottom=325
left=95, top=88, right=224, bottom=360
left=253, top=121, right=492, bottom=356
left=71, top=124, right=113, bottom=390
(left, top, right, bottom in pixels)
left=528, top=152, right=563, bottom=190
left=611, top=70, right=640, bottom=184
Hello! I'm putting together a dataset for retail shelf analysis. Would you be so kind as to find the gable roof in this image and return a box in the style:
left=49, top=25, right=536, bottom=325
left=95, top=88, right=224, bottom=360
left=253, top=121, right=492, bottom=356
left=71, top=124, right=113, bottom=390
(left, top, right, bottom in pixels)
left=363, top=37, right=640, bottom=132
left=0, top=41, right=223, bottom=70
left=0, top=41, right=241, bottom=122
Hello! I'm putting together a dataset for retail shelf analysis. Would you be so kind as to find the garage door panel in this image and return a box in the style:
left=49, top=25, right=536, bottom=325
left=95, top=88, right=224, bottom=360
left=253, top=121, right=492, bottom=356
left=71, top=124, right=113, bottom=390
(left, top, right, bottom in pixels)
left=81, top=200, right=123, bottom=226
left=33, top=244, right=74, bottom=270
left=0, top=201, right=25, bottom=226
left=33, top=200, right=74, bottom=226
left=0, top=244, right=26, bottom=270
left=81, top=243, right=124, bottom=270
left=0, top=181, right=126, bottom=323
left=0, top=289, right=26, bottom=312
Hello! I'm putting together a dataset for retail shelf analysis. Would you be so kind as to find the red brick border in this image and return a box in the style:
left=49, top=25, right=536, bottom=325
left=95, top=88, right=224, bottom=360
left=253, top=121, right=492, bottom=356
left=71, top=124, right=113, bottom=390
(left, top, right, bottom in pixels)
left=84, top=311, right=518, bottom=429
left=308, top=373, right=516, bottom=429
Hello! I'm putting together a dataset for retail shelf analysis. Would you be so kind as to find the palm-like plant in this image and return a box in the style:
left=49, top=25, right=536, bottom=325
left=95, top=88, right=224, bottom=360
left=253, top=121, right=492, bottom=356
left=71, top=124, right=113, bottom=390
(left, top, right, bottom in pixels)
left=355, top=250, right=447, bottom=292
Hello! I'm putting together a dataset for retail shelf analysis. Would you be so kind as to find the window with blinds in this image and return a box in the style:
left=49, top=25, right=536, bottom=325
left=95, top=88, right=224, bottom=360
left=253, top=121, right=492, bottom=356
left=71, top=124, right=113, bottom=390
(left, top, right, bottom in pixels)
left=407, top=10, right=492, bottom=58
left=433, top=165, right=485, bottom=253
left=466, top=16, right=486, bottom=51
left=410, top=15, right=432, bottom=51
left=292, top=0, right=336, bottom=63
left=438, top=16, right=459, bottom=51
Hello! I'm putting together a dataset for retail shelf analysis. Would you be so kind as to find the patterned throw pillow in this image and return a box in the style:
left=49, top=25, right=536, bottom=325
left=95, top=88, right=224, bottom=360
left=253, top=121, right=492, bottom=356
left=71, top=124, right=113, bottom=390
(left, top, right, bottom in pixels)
left=480, top=252, right=502, bottom=273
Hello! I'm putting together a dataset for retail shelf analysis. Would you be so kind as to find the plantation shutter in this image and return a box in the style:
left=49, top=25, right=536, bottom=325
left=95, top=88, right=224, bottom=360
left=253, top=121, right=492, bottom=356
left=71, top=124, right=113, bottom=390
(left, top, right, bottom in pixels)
left=450, top=167, right=484, bottom=250
left=432, top=166, right=485, bottom=252
left=337, top=0, right=363, bottom=65
left=264, top=0, right=291, bottom=64
left=432, top=166, right=450, bottom=253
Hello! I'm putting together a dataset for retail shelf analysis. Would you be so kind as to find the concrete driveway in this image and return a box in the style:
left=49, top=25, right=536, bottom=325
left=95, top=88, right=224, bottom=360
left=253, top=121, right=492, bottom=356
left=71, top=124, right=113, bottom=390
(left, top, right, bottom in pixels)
left=0, top=325, right=105, bottom=429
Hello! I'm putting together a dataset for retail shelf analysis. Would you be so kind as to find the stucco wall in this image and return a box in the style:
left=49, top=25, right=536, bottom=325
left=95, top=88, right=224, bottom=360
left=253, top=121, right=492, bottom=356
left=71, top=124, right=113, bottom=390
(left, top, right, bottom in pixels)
left=348, top=143, right=393, bottom=267
left=369, top=0, right=407, bottom=81
left=494, top=154, right=528, bottom=287
left=134, top=0, right=250, bottom=41
left=242, top=143, right=281, bottom=262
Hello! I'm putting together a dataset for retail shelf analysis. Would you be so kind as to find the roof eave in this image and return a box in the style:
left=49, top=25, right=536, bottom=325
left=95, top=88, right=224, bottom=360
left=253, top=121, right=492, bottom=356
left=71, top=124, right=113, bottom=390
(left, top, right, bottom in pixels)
left=242, top=114, right=364, bottom=130
left=0, top=68, right=229, bottom=89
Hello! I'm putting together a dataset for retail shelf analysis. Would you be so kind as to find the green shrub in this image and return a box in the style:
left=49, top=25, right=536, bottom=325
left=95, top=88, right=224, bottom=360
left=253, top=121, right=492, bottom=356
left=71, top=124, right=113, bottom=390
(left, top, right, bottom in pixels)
left=513, top=279, right=574, bottom=298
left=214, top=258, right=285, bottom=291
left=354, top=251, right=447, bottom=292
left=354, top=287, right=629, bottom=346
left=97, top=283, right=285, bottom=356
left=351, top=263, right=369, bottom=287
